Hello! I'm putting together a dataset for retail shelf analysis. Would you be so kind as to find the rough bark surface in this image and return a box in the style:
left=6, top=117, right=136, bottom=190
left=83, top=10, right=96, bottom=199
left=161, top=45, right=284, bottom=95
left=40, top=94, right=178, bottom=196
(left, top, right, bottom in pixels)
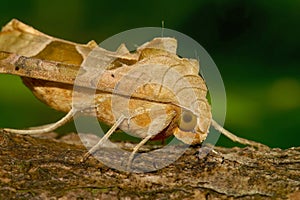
left=0, top=131, right=299, bottom=200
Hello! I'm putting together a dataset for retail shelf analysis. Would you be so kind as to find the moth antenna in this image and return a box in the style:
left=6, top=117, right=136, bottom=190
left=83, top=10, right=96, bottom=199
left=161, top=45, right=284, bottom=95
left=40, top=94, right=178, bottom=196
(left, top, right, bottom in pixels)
left=211, top=119, right=269, bottom=149
left=161, top=20, right=164, bottom=37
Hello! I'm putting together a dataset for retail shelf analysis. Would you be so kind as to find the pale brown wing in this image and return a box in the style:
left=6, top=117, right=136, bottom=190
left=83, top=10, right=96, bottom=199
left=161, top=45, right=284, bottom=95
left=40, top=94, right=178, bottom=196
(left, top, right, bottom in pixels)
left=0, top=19, right=208, bottom=108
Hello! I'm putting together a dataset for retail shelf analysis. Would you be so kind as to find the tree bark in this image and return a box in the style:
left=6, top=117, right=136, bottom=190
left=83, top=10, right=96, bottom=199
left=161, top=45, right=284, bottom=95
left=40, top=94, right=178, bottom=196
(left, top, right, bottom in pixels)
left=0, top=131, right=299, bottom=200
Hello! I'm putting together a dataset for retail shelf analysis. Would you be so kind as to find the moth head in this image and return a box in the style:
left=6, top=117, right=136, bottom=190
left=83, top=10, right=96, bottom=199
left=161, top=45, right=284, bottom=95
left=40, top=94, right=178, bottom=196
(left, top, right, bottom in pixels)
left=173, top=110, right=211, bottom=145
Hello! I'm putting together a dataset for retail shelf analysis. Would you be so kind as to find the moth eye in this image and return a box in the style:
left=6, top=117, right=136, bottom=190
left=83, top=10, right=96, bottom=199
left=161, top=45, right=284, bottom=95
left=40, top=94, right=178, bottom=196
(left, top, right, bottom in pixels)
left=178, top=111, right=197, bottom=132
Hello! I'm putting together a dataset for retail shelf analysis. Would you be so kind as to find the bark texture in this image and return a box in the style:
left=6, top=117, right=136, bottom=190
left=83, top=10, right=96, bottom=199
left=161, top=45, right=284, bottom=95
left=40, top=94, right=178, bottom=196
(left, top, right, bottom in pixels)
left=0, top=131, right=299, bottom=200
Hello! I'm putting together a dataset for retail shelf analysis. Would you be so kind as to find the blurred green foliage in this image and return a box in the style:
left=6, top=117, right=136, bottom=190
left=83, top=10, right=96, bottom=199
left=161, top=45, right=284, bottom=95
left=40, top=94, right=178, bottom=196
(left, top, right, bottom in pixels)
left=0, top=0, right=299, bottom=148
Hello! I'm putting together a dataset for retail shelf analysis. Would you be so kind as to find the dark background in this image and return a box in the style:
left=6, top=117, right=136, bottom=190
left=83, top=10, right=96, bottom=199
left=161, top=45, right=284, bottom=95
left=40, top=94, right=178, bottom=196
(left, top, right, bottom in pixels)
left=0, top=0, right=299, bottom=148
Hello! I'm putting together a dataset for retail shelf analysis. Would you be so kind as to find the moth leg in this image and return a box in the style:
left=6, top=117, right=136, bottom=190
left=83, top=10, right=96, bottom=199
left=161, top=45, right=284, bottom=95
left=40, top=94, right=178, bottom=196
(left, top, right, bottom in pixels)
left=28, top=123, right=56, bottom=130
left=81, top=115, right=126, bottom=162
left=211, top=119, right=269, bottom=149
left=127, top=134, right=153, bottom=170
left=3, top=109, right=75, bottom=135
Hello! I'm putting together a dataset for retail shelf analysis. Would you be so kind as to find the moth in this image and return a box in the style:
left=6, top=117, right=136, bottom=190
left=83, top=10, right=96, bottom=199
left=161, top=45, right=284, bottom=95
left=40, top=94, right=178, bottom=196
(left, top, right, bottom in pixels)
left=0, top=19, right=266, bottom=169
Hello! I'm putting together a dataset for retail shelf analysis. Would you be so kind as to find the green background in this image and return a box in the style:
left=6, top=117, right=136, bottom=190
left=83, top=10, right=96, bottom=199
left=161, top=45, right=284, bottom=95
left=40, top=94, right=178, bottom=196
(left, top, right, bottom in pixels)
left=0, top=0, right=299, bottom=149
